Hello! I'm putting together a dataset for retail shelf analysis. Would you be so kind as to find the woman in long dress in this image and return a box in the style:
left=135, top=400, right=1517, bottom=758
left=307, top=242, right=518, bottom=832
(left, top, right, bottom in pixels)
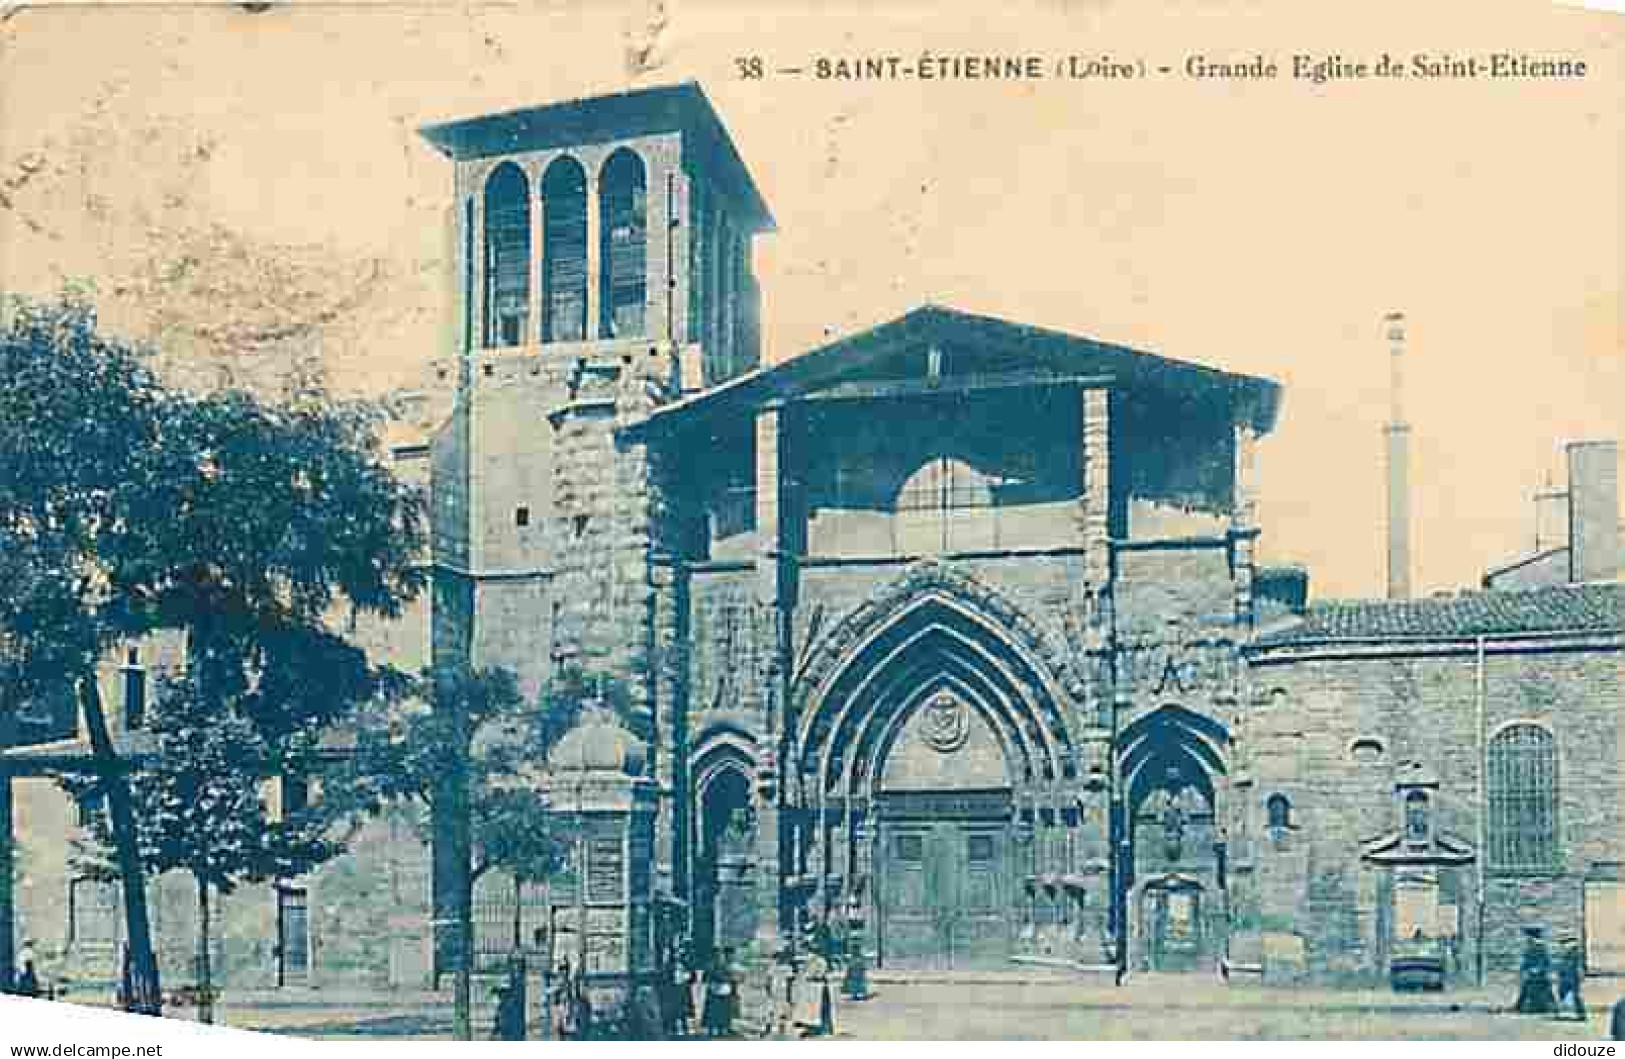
left=793, top=951, right=830, bottom=1037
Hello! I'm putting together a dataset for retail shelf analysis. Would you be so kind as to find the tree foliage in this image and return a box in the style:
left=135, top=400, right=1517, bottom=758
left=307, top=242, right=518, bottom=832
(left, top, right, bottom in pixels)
left=0, top=292, right=427, bottom=732
left=0, top=292, right=429, bottom=1009
left=342, top=665, right=571, bottom=884
left=69, top=671, right=339, bottom=893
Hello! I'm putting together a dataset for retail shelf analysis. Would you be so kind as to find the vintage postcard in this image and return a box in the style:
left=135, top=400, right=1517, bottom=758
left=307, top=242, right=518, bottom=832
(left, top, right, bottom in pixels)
left=0, top=0, right=1621, bottom=1044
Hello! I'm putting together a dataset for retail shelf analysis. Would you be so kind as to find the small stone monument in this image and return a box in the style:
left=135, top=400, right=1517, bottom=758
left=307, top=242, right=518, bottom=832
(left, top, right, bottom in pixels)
left=544, top=706, right=658, bottom=1026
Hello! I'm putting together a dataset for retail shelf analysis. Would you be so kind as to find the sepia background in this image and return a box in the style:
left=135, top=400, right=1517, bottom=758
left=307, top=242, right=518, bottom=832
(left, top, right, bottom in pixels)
left=0, top=0, right=1618, bottom=601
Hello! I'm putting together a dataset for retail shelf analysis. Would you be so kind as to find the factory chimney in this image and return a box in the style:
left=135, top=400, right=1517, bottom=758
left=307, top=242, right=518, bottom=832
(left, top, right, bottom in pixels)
left=1384, top=312, right=1412, bottom=600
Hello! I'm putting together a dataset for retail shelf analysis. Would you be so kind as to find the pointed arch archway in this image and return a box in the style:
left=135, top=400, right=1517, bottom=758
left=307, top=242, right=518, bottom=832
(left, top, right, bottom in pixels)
left=1114, top=703, right=1232, bottom=973
left=787, top=562, right=1082, bottom=970
left=792, top=561, right=1080, bottom=804
left=689, top=719, right=759, bottom=963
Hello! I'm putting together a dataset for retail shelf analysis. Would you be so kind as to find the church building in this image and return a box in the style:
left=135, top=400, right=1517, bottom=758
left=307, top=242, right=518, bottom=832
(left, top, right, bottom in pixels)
left=412, top=82, right=1621, bottom=983
left=3, top=81, right=1618, bottom=994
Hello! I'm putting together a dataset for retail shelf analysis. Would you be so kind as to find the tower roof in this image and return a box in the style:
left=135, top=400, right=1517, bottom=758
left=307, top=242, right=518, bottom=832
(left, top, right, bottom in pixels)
left=418, top=81, right=775, bottom=234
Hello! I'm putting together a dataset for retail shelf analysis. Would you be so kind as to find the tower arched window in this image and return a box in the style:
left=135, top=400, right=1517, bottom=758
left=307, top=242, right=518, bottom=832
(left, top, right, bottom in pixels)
left=482, top=162, right=531, bottom=348
left=1488, top=722, right=1558, bottom=872
left=541, top=156, right=589, bottom=343
left=598, top=149, right=647, bottom=339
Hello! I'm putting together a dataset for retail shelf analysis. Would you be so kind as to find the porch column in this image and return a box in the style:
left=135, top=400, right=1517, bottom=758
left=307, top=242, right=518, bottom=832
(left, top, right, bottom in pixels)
left=1232, top=421, right=1260, bottom=624
left=1081, top=386, right=1111, bottom=590
left=753, top=404, right=789, bottom=953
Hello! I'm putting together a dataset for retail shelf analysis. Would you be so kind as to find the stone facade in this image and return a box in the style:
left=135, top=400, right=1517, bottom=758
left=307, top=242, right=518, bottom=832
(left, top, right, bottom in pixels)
left=4, top=83, right=1619, bottom=996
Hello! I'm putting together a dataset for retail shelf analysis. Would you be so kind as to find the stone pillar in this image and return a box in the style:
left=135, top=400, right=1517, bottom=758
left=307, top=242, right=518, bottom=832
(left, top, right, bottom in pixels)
left=752, top=751, right=783, bottom=957
left=657, top=166, right=689, bottom=346
left=1233, top=422, right=1260, bottom=626
left=586, top=174, right=603, bottom=341
left=470, top=185, right=487, bottom=353
left=530, top=176, right=546, bottom=346
left=1081, top=387, right=1111, bottom=587
left=650, top=557, right=689, bottom=901
left=754, top=406, right=782, bottom=585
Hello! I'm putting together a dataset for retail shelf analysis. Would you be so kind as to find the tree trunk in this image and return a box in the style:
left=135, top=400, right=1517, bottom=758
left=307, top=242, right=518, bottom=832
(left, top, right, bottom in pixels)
left=79, top=677, right=162, bottom=1015
left=195, top=878, right=214, bottom=1024
left=455, top=868, right=473, bottom=1041
left=449, top=717, right=473, bottom=1041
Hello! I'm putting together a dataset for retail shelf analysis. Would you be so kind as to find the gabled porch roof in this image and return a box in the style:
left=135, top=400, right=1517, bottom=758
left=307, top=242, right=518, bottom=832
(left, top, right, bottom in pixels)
left=630, top=304, right=1282, bottom=437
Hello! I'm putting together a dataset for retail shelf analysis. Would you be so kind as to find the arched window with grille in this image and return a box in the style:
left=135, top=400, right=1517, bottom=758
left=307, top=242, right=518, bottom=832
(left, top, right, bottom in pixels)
left=895, top=456, right=996, bottom=555
left=541, top=156, right=589, bottom=343
left=483, top=162, right=531, bottom=348
left=1487, top=722, right=1559, bottom=872
left=598, top=149, right=647, bottom=339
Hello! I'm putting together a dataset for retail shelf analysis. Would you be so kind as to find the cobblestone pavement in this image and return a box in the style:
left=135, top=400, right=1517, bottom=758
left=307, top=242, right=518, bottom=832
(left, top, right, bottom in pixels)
left=61, top=973, right=1622, bottom=1040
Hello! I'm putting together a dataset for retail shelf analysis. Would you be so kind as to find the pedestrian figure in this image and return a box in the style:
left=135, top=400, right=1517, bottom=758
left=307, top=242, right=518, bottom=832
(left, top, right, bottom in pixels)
left=627, top=985, right=664, bottom=1041
left=766, top=947, right=795, bottom=1038
left=1610, top=994, right=1625, bottom=1040
left=795, top=948, right=834, bottom=1037
left=490, top=980, right=523, bottom=1041
left=701, top=947, right=738, bottom=1037
left=1514, top=926, right=1557, bottom=1014
left=14, top=939, right=41, bottom=1000
left=1555, top=935, right=1587, bottom=1022
left=657, top=957, right=685, bottom=1038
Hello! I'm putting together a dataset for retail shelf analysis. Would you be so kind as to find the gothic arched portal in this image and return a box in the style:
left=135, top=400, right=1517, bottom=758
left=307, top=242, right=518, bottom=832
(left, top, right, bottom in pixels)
left=788, top=564, right=1082, bottom=971
left=1116, top=704, right=1231, bottom=973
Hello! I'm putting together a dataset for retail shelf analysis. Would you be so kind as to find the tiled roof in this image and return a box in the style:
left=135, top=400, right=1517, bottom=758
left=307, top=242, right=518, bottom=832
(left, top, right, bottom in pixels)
left=1254, top=582, right=1619, bottom=646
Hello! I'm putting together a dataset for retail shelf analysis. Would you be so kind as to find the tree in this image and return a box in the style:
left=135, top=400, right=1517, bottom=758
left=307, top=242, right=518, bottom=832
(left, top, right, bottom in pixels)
left=69, top=672, right=341, bottom=1023
left=339, top=663, right=630, bottom=1039
left=0, top=293, right=426, bottom=1013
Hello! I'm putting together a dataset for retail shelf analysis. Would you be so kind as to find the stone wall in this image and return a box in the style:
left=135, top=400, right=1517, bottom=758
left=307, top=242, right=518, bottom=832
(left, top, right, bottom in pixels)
left=1247, top=636, right=1622, bottom=976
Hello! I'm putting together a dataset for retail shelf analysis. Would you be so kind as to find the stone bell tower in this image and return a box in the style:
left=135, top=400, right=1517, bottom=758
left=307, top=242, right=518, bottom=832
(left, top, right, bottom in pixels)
left=418, top=83, right=776, bottom=968
left=418, top=80, right=775, bottom=697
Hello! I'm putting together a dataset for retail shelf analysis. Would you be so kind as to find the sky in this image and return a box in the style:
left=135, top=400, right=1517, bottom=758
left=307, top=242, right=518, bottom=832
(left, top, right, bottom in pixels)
left=0, top=0, right=1619, bottom=601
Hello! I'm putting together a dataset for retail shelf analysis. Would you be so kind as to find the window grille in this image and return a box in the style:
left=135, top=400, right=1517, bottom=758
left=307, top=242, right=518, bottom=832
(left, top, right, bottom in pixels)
left=599, top=150, right=647, bottom=339
left=1487, top=723, right=1558, bottom=872
left=541, top=157, right=588, bottom=343
left=895, top=456, right=1006, bottom=554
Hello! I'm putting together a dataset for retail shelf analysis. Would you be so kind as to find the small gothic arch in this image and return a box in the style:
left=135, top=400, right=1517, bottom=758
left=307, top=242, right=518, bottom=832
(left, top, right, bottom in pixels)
left=540, top=155, right=589, bottom=343
left=482, top=162, right=531, bottom=348
left=598, top=148, right=648, bottom=339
